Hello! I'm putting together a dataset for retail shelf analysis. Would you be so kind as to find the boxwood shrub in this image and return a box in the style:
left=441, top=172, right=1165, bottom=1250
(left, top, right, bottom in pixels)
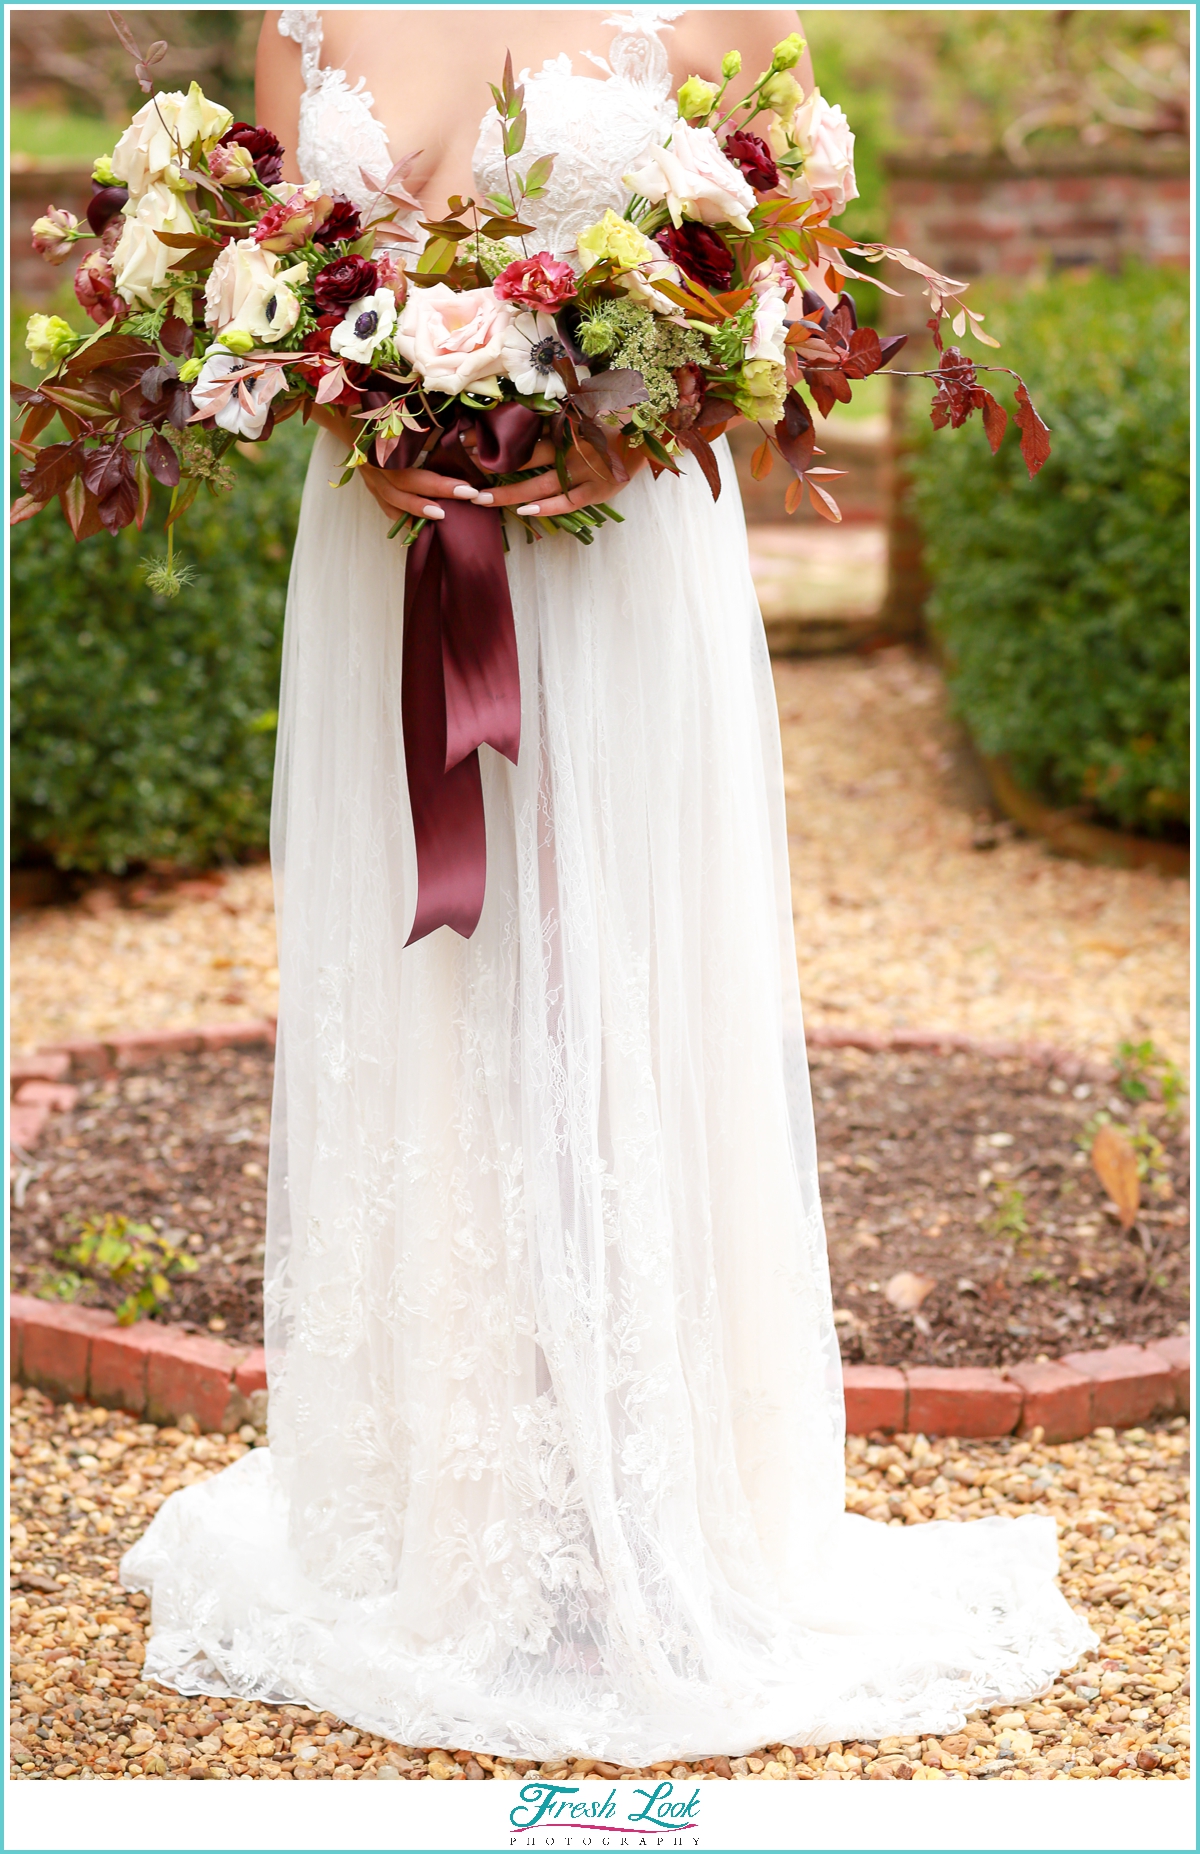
left=908, top=267, right=1189, bottom=836
left=11, top=417, right=314, bottom=873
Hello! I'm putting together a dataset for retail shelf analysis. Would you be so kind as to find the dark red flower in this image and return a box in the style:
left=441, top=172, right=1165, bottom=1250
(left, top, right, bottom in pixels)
left=721, top=130, right=780, bottom=193
left=85, top=181, right=129, bottom=236
left=312, top=195, right=363, bottom=247
left=313, top=255, right=379, bottom=312
left=655, top=223, right=733, bottom=292
left=218, top=122, right=285, bottom=187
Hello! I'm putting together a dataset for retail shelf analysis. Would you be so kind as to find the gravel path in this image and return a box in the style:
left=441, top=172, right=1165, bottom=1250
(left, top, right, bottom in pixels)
left=10, top=1389, right=1190, bottom=1782
left=11, top=649, right=1189, bottom=1069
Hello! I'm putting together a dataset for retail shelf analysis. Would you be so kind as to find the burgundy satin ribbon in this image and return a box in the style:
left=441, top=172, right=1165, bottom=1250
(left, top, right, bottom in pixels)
left=378, top=402, right=543, bottom=944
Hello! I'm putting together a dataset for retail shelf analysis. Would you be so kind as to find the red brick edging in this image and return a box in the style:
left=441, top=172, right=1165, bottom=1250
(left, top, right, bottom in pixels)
left=9, top=1293, right=1187, bottom=1442
left=7, top=1021, right=1189, bottom=1439
left=9, top=1020, right=277, bottom=1152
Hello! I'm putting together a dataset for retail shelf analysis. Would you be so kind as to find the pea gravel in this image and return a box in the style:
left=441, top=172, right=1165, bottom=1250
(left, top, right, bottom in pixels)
left=10, top=1389, right=1189, bottom=1782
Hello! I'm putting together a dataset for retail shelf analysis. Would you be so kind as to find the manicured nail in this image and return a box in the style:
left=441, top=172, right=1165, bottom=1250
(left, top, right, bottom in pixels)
left=516, top=503, right=540, bottom=516
left=422, top=504, right=445, bottom=519
left=452, top=484, right=479, bottom=499
left=474, top=491, right=494, bottom=505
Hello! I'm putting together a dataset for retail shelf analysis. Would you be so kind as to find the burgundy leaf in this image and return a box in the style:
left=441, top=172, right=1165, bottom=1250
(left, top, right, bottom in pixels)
left=159, top=315, right=195, bottom=359
left=81, top=442, right=133, bottom=501
left=146, top=431, right=181, bottom=487
left=9, top=493, right=48, bottom=527
left=97, top=472, right=138, bottom=533
left=21, top=441, right=83, bottom=503
left=774, top=390, right=816, bottom=477
left=568, top=369, right=649, bottom=417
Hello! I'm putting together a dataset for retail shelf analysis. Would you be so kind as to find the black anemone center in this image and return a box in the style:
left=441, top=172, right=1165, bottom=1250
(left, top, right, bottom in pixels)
left=264, top=295, right=277, bottom=324
left=530, top=335, right=565, bottom=374
left=354, top=309, right=379, bottom=341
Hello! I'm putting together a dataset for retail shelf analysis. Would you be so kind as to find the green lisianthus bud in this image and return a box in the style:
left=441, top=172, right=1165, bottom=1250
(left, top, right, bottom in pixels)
left=220, top=328, right=255, bottom=356
left=91, top=152, right=119, bottom=186
left=24, top=312, right=75, bottom=372
left=760, top=70, right=803, bottom=119
left=771, top=32, right=806, bottom=71
left=177, top=355, right=204, bottom=383
left=677, top=75, right=719, bottom=122
left=721, top=50, right=743, bottom=80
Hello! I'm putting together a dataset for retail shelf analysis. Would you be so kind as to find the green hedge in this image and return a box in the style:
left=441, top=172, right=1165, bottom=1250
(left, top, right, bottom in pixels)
left=11, top=418, right=314, bottom=873
left=908, top=267, right=1189, bottom=836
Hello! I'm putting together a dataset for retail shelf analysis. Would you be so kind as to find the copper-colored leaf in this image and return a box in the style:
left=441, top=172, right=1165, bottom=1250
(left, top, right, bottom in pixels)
left=806, top=477, right=843, bottom=523
left=1091, top=1123, right=1140, bottom=1230
left=1014, top=380, right=1051, bottom=478
left=783, top=476, right=803, bottom=515
left=885, top=1271, right=938, bottom=1313
left=750, top=440, right=773, bottom=481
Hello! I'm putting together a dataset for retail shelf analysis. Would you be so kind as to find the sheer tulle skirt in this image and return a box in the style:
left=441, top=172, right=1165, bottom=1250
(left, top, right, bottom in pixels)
left=121, top=430, right=1091, bottom=1761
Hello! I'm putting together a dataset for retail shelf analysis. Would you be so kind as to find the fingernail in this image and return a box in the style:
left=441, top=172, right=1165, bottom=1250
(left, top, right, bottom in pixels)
left=452, top=484, right=479, bottom=499
left=474, top=492, right=494, bottom=505
left=422, top=504, right=445, bottom=519
left=516, top=503, right=540, bottom=516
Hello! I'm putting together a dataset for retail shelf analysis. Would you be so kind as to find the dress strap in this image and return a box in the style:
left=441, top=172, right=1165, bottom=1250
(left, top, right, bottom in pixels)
left=278, top=7, right=324, bottom=90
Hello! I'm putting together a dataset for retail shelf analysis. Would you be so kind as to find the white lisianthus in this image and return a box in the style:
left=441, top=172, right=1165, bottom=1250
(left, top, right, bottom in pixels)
left=331, top=289, right=400, bottom=366
left=204, top=236, right=307, bottom=343
left=746, top=259, right=790, bottom=366
left=624, top=121, right=756, bottom=232
left=394, top=283, right=511, bottom=393
left=189, top=346, right=287, bottom=440
left=769, top=90, right=858, bottom=218
left=111, top=82, right=233, bottom=197
left=110, top=180, right=193, bottom=307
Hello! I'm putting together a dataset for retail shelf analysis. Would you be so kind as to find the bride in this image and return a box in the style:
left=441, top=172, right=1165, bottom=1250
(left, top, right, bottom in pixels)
left=122, top=6, right=1092, bottom=1762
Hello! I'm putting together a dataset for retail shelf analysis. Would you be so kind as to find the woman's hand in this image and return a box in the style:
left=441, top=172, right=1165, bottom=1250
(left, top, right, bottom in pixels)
left=311, top=401, right=482, bottom=524
left=462, top=429, right=649, bottom=519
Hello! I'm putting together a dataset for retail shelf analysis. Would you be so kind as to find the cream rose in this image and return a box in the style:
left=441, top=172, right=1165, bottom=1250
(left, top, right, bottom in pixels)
left=394, top=284, right=513, bottom=396
left=111, top=82, right=233, bottom=197
left=110, top=181, right=192, bottom=307
left=204, top=237, right=307, bottom=343
left=624, top=121, right=756, bottom=232
left=771, top=90, right=858, bottom=218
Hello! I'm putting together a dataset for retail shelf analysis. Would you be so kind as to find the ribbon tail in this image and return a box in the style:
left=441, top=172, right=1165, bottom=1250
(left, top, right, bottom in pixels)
left=438, top=499, right=521, bottom=770
left=401, top=521, right=487, bottom=944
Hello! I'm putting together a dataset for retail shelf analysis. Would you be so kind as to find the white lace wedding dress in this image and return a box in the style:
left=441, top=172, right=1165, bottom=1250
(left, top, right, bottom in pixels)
left=121, top=9, right=1092, bottom=1762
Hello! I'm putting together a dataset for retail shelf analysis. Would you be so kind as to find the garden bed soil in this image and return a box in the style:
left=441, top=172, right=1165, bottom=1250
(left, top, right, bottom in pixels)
left=9, top=1043, right=1190, bottom=1368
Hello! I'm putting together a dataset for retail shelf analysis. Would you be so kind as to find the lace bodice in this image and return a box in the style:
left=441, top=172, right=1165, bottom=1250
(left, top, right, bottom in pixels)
left=279, top=7, right=681, bottom=254
left=278, top=7, right=393, bottom=209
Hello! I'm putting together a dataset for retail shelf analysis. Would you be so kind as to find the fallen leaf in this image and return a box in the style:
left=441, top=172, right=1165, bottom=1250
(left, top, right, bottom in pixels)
left=885, top=1271, right=937, bottom=1313
left=1090, top=1123, right=1140, bottom=1229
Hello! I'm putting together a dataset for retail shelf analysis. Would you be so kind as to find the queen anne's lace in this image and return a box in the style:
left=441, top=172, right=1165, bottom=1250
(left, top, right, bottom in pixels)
left=121, top=14, right=1094, bottom=1761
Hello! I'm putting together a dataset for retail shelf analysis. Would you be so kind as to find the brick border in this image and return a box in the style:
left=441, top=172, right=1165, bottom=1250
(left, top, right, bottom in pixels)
left=9, top=1293, right=1187, bottom=1441
left=8, top=1019, right=276, bottom=1152
left=7, top=1021, right=1189, bottom=1439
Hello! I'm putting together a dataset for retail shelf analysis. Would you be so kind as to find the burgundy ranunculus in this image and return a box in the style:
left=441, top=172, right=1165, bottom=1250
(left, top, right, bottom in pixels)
left=312, top=255, right=378, bottom=312
left=655, top=223, right=733, bottom=292
left=218, top=121, right=285, bottom=187
left=312, top=194, right=363, bottom=247
left=721, top=130, right=780, bottom=193
left=86, top=181, right=129, bottom=236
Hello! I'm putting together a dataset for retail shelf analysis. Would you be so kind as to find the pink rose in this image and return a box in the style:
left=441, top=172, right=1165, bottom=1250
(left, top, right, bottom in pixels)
left=493, top=251, right=577, bottom=312
left=624, top=121, right=756, bottom=232
left=772, top=91, right=859, bottom=218
left=394, top=283, right=513, bottom=396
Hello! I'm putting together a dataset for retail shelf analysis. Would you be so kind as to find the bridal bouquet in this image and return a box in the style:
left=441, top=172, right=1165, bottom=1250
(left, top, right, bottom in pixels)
left=13, top=17, right=1051, bottom=942
left=15, top=22, right=1050, bottom=578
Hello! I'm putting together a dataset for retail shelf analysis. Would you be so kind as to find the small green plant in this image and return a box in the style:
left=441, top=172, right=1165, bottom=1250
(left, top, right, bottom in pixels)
left=64, top=1214, right=198, bottom=1325
left=1116, top=1037, right=1186, bottom=1118
left=986, top=1182, right=1029, bottom=1245
left=34, top=1269, right=87, bottom=1305
left=1078, top=1109, right=1173, bottom=1199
